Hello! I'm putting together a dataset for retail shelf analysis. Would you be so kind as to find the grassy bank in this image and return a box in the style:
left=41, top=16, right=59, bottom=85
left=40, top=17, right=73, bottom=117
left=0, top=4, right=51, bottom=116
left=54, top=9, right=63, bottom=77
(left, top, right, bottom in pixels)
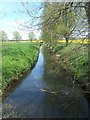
left=2, top=42, right=40, bottom=91
left=46, top=42, right=89, bottom=87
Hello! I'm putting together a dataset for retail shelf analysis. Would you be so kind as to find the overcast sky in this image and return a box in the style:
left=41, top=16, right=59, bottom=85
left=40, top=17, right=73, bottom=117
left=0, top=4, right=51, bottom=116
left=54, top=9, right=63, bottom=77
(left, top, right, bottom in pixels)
left=0, top=2, right=42, bottom=40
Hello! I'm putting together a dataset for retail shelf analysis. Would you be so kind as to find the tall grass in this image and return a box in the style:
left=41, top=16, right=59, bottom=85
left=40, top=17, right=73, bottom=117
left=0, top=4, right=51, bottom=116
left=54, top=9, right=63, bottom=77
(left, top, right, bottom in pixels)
left=48, top=42, right=89, bottom=85
left=2, top=42, right=40, bottom=90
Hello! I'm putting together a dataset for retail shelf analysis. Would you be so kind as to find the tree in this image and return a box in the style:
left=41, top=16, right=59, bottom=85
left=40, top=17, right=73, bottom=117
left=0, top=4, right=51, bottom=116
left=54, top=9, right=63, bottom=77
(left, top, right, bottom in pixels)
left=41, top=2, right=59, bottom=42
left=0, top=30, right=8, bottom=42
left=13, top=31, right=21, bottom=41
left=71, top=2, right=90, bottom=39
left=85, top=2, right=90, bottom=39
left=41, top=2, right=81, bottom=46
left=18, top=2, right=88, bottom=44
left=28, top=32, right=35, bottom=41
left=56, top=7, right=80, bottom=46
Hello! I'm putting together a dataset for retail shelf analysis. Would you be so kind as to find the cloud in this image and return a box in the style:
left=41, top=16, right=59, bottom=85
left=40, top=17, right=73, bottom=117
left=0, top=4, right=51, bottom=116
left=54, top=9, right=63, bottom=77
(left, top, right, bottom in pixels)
left=0, top=19, right=18, bottom=31
left=0, top=19, right=41, bottom=40
left=34, top=29, right=41, bottom=39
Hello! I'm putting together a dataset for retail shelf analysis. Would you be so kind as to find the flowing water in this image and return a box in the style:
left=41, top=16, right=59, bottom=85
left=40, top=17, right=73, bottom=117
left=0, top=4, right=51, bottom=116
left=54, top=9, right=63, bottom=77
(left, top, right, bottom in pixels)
left=2, top=46, right=89, bottom=118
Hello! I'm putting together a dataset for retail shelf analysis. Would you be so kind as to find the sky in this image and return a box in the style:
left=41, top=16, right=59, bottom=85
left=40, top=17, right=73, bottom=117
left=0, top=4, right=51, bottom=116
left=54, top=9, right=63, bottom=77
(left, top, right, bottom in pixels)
left=0, top=2, right=42, bottom=40
left=0, top=1, right=88, bottom=40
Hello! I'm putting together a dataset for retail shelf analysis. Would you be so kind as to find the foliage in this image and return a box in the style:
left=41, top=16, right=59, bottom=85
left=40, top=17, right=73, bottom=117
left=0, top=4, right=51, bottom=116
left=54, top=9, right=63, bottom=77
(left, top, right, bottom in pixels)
left=28, top=32, right=35, bottom=41
left=0, top=30, right=8, bottom=41
left=41, top=2, right=87, bottom=45
left=13, top=31, right=21, bottom=40
left=2, top=42, right=40, bottom=90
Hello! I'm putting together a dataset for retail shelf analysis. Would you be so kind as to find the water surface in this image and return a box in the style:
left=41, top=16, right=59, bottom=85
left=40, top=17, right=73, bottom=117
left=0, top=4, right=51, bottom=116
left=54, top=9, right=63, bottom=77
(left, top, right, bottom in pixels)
left=2, top=46, right=89, bottom=118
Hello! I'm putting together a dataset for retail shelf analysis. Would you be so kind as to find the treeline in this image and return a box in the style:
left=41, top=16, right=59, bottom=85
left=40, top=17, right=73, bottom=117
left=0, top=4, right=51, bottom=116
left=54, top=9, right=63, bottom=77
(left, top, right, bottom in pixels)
left=0, top=30, right=35, bottom=41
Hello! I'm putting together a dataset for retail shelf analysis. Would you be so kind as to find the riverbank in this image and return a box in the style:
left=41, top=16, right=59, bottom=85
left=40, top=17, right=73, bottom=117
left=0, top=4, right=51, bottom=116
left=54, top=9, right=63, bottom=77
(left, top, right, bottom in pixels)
left=2, top=42, right=40, bottom=92
left=46, top=42, right=89, bottom=92
left=2, top=43, right=89, bottom=118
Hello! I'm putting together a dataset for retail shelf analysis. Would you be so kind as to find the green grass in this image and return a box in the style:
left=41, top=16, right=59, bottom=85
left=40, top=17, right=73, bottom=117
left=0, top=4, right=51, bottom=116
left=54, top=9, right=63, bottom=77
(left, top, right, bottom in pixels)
left=2, top=42, right=40, bottom=90
left=48, top=42, right=89, bottom=85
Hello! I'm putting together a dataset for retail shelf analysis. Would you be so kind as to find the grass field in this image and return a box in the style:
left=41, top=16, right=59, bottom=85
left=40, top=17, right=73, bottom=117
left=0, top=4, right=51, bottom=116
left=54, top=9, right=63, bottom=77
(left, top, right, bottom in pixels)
left=2, top=42, right=40, bottom=90
left=1, top=39, right=89, bottom=44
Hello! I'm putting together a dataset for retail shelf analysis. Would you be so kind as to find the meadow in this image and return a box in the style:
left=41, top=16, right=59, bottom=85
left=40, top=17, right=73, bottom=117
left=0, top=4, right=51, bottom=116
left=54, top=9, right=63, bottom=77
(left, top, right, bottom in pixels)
left=2, top=42, right=40, bottom=90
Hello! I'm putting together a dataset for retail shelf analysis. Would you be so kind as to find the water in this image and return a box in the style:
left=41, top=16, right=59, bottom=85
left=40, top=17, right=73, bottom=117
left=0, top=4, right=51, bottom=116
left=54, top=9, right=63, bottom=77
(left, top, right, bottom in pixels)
left=2, top=46, right=89, bottom=118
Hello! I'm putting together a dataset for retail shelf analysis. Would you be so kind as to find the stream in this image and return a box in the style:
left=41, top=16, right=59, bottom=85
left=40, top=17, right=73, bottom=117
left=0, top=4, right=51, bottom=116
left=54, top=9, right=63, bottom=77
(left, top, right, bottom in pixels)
left=2, top=46, right=89, bottom=118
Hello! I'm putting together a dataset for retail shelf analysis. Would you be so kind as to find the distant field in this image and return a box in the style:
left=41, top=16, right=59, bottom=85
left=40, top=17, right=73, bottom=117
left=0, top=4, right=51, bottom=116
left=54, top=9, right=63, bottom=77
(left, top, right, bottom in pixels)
left=57, top=39, right=89, bottom=44
left=1, top=39, right=89, bottom=44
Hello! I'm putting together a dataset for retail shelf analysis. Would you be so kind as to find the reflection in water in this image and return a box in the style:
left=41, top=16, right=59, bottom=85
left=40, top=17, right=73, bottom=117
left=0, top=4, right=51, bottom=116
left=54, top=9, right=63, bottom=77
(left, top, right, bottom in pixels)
left=2, top=46, right=88, bottom=118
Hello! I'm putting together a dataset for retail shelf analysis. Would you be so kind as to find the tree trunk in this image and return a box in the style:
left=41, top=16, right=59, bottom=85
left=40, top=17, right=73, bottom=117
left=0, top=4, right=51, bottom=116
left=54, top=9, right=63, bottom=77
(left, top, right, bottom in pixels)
left=65, top=37, right=68, bottom=46
left=85, top=2, right=90, bottom=39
